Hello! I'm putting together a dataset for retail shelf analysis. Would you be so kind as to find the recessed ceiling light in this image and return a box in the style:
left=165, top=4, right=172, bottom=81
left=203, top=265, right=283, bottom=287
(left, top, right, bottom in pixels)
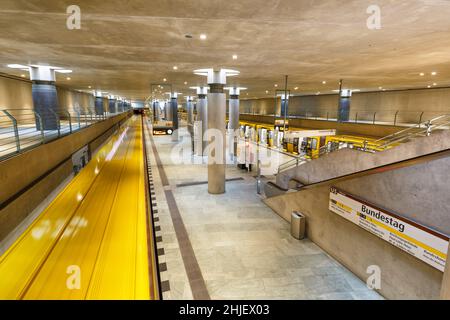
left=433, top=83, right=437, bottom=86
left=274, top=84, right=278, bottom=87
left=431, top=72, right=437, bottom=76
left=427, top=85, right=432, bottom=88
left=173, top=66, right=178, bottom=70
left=200, top=34, right=207, bottom=40
left=232, top=54, right=238, bottom=60
left=163, top=78, right=167, bottom=82
left=265, top=90, right=269, bottom=94
left=20, top=74, right=26, bottom=78
left=378, top=87, right=383, bottom=90
left=88, top=86, right=92, bottom=89
left=419, top=73, right=425, bottom=76
left=316, top=92, right=321, bottom=95
left=184, top=81, right=188, bottom=85
left=322, top=81, right=327, bottom=84
left=66, top=77, right=71, bottom=80
left=294, top=87, right=299, bottom=90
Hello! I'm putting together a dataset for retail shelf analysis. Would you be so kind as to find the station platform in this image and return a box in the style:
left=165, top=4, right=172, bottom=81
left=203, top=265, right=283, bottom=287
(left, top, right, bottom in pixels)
left=143, top=119, right=383, bottom=300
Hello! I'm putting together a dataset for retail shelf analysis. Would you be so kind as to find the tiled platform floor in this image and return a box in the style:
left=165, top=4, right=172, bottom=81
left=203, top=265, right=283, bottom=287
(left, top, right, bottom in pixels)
left=146, top=123, right=383, bottom=300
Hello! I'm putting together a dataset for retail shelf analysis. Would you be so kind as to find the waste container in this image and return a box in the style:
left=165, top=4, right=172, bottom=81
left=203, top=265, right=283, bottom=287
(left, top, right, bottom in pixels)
left=291, top=211, right=306, bottom=240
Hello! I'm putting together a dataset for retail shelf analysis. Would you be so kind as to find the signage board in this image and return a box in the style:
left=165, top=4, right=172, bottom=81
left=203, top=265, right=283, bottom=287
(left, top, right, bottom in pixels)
left=329, top=187, right=449, bottom=272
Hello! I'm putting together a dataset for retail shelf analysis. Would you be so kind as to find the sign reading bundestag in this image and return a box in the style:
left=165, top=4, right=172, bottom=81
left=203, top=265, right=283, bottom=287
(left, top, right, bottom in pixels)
left=329, top=187, right=449, bottom=272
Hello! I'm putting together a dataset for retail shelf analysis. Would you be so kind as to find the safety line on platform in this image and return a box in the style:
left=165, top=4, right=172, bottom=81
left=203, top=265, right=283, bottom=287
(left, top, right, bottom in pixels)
left=146, top=121, right=210, bottom=300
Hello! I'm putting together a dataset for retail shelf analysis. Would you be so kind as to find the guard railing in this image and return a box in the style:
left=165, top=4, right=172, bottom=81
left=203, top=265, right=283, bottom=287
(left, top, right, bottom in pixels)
left=0, top=108, right=130, bottom=161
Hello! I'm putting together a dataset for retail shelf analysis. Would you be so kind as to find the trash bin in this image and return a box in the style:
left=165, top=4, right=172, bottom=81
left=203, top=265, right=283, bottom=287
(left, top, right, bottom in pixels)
left=291, top=211, right=306, bottom=240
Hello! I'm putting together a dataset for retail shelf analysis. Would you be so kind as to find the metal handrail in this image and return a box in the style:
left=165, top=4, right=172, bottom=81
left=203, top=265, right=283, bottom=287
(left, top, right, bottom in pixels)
left=276, top=114, right=450, bottom=174
left=0, top=107, right=130, bottom=161
left=374, top=114, right=450, bottom=145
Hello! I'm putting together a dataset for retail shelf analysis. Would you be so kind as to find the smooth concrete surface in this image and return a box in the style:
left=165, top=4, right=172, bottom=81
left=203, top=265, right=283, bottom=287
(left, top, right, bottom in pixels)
left=146, top=125, right=382, bottom=300
left=265, top=156, right=450, bottom=299
left=276, top=129, right=450, bottom=190
left=207, top=93, right=226, bottom=194
left=0, top=112, right=130, bottom=204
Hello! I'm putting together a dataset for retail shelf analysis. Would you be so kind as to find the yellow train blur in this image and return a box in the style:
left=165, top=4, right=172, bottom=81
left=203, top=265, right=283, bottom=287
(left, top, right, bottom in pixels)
left=0, top=116, right=158, bottom=300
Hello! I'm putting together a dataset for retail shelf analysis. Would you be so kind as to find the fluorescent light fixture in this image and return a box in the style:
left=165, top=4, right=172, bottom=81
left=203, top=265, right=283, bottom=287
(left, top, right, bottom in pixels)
left=431, top=71, right=437, bottom=76
left=55, top=69, right=73, bottom=74
left=7, top=64, right=28, bottom=69
left=419, top=73, right=425, bottom=76
left=232, top=54, right=238, bottom=60
left=200, top=34, right=207, bottom=40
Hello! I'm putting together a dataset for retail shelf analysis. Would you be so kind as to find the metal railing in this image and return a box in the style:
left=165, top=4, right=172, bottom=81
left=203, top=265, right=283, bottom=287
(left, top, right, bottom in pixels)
left=0, top=108, right=130, bottom=161
left=276, top=113, right=450, bottom=174
left=241, top=110, right=443, bottom=127
left=374, top=114, right=450, bottom=148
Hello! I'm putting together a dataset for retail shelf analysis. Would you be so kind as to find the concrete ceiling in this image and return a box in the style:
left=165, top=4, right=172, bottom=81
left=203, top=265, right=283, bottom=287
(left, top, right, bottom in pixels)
left=1, top=0, right=450, bottom=102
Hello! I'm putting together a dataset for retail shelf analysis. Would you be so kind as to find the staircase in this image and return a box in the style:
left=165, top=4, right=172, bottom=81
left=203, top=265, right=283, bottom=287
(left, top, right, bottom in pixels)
left=264, top=114, right=450, bottom=198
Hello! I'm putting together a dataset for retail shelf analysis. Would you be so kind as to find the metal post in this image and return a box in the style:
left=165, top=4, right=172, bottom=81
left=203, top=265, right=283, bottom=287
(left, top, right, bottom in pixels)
left=355, top=112, right=358, bottom=123
left=419, top=112, right=424, bottom=126
left=2, top=110, right=20, bottom=153
left=34, top=112, right=45, bottom=143
left=326, top=112, right=329, bottom=121
left=65, top=110, right=72, bottom=133
left=394, top=110, right=399, bottom=126
left=373, top=112, right=377, bottom=124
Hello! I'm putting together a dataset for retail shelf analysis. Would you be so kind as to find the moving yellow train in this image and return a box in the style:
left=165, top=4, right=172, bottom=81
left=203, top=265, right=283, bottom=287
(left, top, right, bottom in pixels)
left=234, top=120, right=391, bottom=158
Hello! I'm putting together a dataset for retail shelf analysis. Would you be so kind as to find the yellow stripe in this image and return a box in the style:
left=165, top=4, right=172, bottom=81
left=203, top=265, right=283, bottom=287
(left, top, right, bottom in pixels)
left=358, top=213, right=447, bottom=260
left=0, top=116, right=155, bottom=300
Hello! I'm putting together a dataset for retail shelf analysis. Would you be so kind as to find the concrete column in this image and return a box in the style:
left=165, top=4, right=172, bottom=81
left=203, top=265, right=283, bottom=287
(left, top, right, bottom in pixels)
left=185, top=96, right=195, bottom=135
left=30, top=66, right=59, bottom=130
left=108, top=97, right=117, bottom=114
left=338, top=89, right=352, bottom=122
left=226, top=87, right=246, bottom=158
left=153, top=101, right=160, bottom=121
left=195, top=87, right=208, bottom=156
left=194, top=68, right=240, bottom=194
left=170, top=93, right=179, bottom=142
left=94, top=91, right=104, bottom=116
left=441, top=245, right=450, bottom=299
